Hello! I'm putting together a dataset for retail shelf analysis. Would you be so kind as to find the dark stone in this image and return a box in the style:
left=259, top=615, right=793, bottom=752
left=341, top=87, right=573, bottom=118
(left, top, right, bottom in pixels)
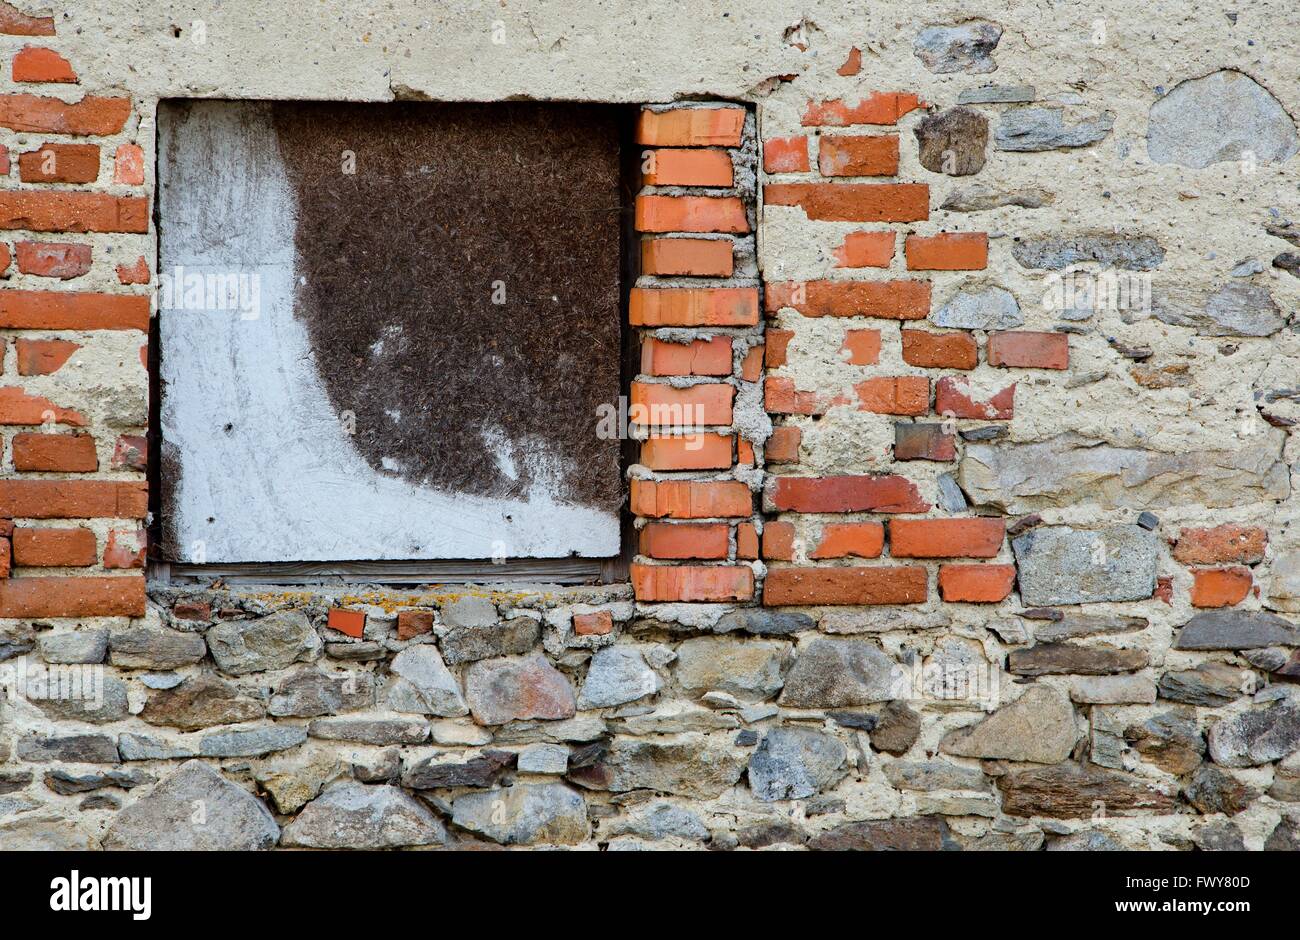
left=1136, top=511, right=1159, bottom=530
left=869, top=701, right=921, bottom=756
left=1123, top=710, right=1205, bottom=776
left=1184, top=765, right=1256, bottom=816
left=16, top=733, right=119, bottom=764
left=809, top=816, right=957, bottom=851
left=1032, top=613, right=1149, bottom=642
left=998, top=763, right=1178, bottom=818
left=0, top=770, right=33, bottom=795
left=440, top=617, right=541, bottom=665
left=1008, top=643, right=1148, bottom=676
left=737, top=823, right=808, bottom=848
left=1011, top=234, right=1164, bottom=271
left=140, top=674, right=265, bottom=731
left=1158, top=662, right=1246, bottom=707
left=828, top=711, right=879, bottom=731
left=401, top=750, right=515, bottom=790
left=959, top=425, right=1007, bottom=442
left=1265, top=816, right=1300, bottom=851
left=325, top=641, right=387, bottom=661
left=43, top=768, right=155, bottom=796
left=1195, top=819, right=1246, bottom=852
left=713, top=609, right=815, bottom=636
left=735, top=730, right=758, bottom=747
left=915, top=107, right=988, bottom=175
left=1174, top=609, right=1300, bottom=650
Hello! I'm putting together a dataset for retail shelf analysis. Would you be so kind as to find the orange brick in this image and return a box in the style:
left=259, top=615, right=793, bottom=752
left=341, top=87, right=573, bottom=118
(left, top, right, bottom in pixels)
left=0, top=94, right=130, bottom=135
left=641, top=336, right=733, bottom=376
left=736, top=522, right=758, bottom=560
left=641, top=237, right=733, bottom=277
left=761, top=520, right=795, bottom=560
left=15, top=337, right=79, bottom=375
left=737, top=439, right=755, bottom=465
left=630, top=287, right=758, bottom=327
left=838, top=47, right=863, bottom=76
left=0, top=241, right=9, bottom=272
left=640, top=522, right=729, bottom=560
left=764, top=566, right=927, bottom=605
left=938, top=564, right=1016, bottom=603
left=103, top=527, right=146, bottom=569
left=811, top=522, right=885, bottom=559
left=0, top=192, right=148, bottom=234
left=818, top=135, right=900, bottom=176
left=987, top=331, right=1069, bottom=370
left=904, top=232, right=988, bottom=270
left=397, top=609, right=433, bottom=640
left=765, top=426, right=801, bottom=464
left=640, top=433, right=733, bottom=470
left=644, top=148, right=733, bottom=187
left=631, top=563, right=754, bottom=602
left=841, top=329, right=882, bottom=364
left=765, top=376, right=846, bottom=416
left=12, top=46, right=76, bottom=83
left=769, top=475, right=928, bottom=513
left=765, top=280, right=931, bottom=319
left=741, top=345, right=762, bottom=382
left=113, top=143, right=144, bottom=185
left=115, top=256, right=150, bottom=284
left=855, top=376, right=929, bottom=415
left=636, top=108, right=745, bottom=147
left=0, top=480, right=147, bottom=519
left=801, top=93, right=924, bottom=126
left=0, top=5, right=54, bottom=35
left=12, top=527, right=96, bottom=567
left=0, top=575, right=145, bottom=617
left=764, top=182, right=928, bottom=222
left=0, top=291, right=148, bottom=331
left=0, top=387, right=85, bottom=426
left=1172, top=525, right=1268, bottom=565
left=18, top=142, right=98, bottom=182
left=14, top=241, right=90, bottom=279
left=12, top=432, right=97, bottom=471
left=573, top=610, right=614, bottom=636
left=934, top=376, right=1014, bottom=420
left=1191, top=567, right=1252, bottom=608
left=630, top=382, right=734, bottom=426
left=901, top=329, right=978, bottom=369
left=765, top=329, right=793, bottom=367
left=630, top=480, right=751, bottom=519
left=763, top=136, right=809, bottom=173
left=328, top=608, right=366, bottom=638
left=890, top=518, right=1005, bottom=558
left=834, top=231, right=895, bottom=268
left=635, top=194, right=749, bottom=233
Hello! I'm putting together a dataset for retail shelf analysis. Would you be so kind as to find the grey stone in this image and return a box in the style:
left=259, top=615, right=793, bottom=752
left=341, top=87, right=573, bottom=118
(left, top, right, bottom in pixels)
left=608, top=801, right=708, bottom=842
left=930, top=285, right=1023, bottom=329
left=913, top=21, right=1001, bottom=74
left=747, top=727, right=848, bottom=801
left=577, top=647, right=661, bottom=709
left=0, top=769, right=32, bottom=795
left=282, top=782, right=446, bottom=848
left=936, top=472, right=968, bottom=512
left=352, top=749, right=401, bottom=784
left=1159, top=662, right=1247, bottom=706
left=568, top=734, right=747, bottom=799
left=1196, top=819, right=1247, bottom=852
left=141, top=673, right=265, bottom=731
left=1012, top=525, right=1157, bottom=605
left=915, top=106, right=988, bottom=175
left=0, top=623, right=34, bottom=661
left=17, top=733, right=118, bottom=764
left=958, top=84, right=1035, bottom=104
left=384, top=645, right=468, bottom=716
left=206, top=611, right=322, bottom=675
left=464, top=653, right=576, bottom=726
left=1174, top=609, right=1300, bottom=650
left=1265, top=816, right=1300, bottom=850
left=400, top=750, right=513, bottom=789
left=675, top=637, right=791, bottom=702
left=1148, top=70, right=1299, bottom=168
left=1269, top=751, right=1300, bottom=801
left=997, top=763, right=1178, bottom=818
left=325, top=641, right=386, bottom=661
left=1069, top=675, right=1157, bottom=705
left=712, top=609, right=813, bottom=635
left=1153, top=283, right=1285, bottom=337
left=1124, top=709, right=1205, bottom=776
left=518, top=743, right=568, bottom=774
left=441, top=596, right=498, bottom=629
left=1046, top=830, right=1126, bottom=851
left=33, top=674, right=129, bottom=724
left=268, top=666, right=373, bottom=717
left=808, top=816, right=956, bottom=850
left=941, top=183, right=1053, bottom=211
left=960, top=433, right=1289, bottom=514
left=1011, top=234, right=1164, bottom=270
left=1185, top=765, right=1256, bottom=816
left=140, top=673, right=183, bottom=690
left=1207, top=701, right=1300, bottom=767
left=869, top=701, right=921, bottom=756
left=199, top=724, right=308, bottom=758
left=307, top=716, right=429, bottom=745
left=104, top=760, right=279, bottom=850
left=884, top=760, right=988, bottom=792
left=118, top=733, right=196, bottom=761
left=429, top=720, right=493, bottom=746
left=1009, top=643, right=1149, bottom=676
left=108, top=627, right=206, bottom=670
left=43, top=768, right=154, bottom=795
left=38, top=629, right=108, bottom=664
left=1032, top=612, right=1149, bottom=641
left=451, top=783, right=588, bottom=845
left=0, top=815, right=100, bottom=850
left=996, top=107, right=1114, bottom=151
left=440, top=616, right=539, bottom=664
left=779, top=638, right=900, bottom=707
left=491, top=715, right=606, bottom=744
left=940, top=684, right=1078, bottom=763
left=613, top=701, right=738, bottom=734
left=255, top=756, right=343, bottom=814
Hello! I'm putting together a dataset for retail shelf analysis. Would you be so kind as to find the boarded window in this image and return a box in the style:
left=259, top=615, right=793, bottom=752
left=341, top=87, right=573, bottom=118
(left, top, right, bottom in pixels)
left=157, top=100, right=624, bottom=564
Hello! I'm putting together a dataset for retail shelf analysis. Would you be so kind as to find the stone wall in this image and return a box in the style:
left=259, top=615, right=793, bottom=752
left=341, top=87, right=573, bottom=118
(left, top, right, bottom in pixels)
left=0, top=1, right=1298, bottom=850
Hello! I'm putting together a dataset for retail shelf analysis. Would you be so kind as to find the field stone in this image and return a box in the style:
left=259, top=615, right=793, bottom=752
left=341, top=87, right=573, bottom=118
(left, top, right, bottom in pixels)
left=38, top=629, right=108, bottom=664
left=941, top=684, right=1078, bottom=763
left=0, top=815, right=101, bottom=850
left=930, top=285, right=1023, bottom=329
left=464, top=653, right=576, bottom=726
left=778, top=638, right=900, bottom=707
left=1266, top=816, right=1300, bottom=850
left=255, top=756, right=343, bottom=814
left=1184, top=765, right=1256, bottom=816
left=748, top=727, right=848, bottom=801
left=198, top=724, right=308, bottom=758
left=1148, top=70, right=1299, bottom=168
left=869, top=701, right=921, bottom=756
left=1069, top=675, right=1157, bottom=705
left=0, top=623, right=34, bottom=661
left=997, top=763, right=1178, bottom=818
left=577, top=646, right=661, bottom=709
left=34, top=674, right=129, bottom=724
left=958, top=84, right=1035, bottom=104
left=206, top=611, right=322, bottom=676
left=518, top=743, right=569, bottom=774
left=400, top=750, right=513, bottom=789
left=995, top=107, right=1114, bottom=151
left=913, top=21, right=1001, bottom=73
left=103, top=760, right=279, bottom=850
left=1008, top=643, right=1149, bottom=676
left=567, top=734, right=747, bottom=799
left=282, top=781, right=446, bottom=848
left=108, top=627, right=206, bottom=669
left=1123, top=709, right=1206, bottom=776
left=941, top=184, right=1053, bottom=211
left=440, top=616, right=540, bottom=664
left=1159, top=662, right=1248, bottom=706
left=44, top=768, right=155, bottom=795
left=17, top=733, right=119, bottom=764
left=712, top=609, right=813, bottom=635
left=608, top=801, right=709, bottom=842
left=140, top=673, right=265, bottom=731
left=451, top=782, right=588, bottom=845
left=118, top=733, right=196, bottom=761
left=1011, top=234, right=1165, bottom=271
left=1207, top=701, right=1300, bottom=767
left=384, top=645, right=468, bottom=717
left=441, top=596, right=498, bottom=629
left=1153, top=283, right=1285, bottom=337
left=1174, top=609, right=1300, bottom=650
left=269, top=666, right=374, bottom=717
left=883, top=760, right=988, bottom=792
left=675, top=637, right=791, bottom=701
left=306, top=716, right=429, bottom=745
left=1012, top=525, right=1158, bottom=605
left=915, top=106, right=988, bottom=175
left=809, top=816, right=956, bottom=850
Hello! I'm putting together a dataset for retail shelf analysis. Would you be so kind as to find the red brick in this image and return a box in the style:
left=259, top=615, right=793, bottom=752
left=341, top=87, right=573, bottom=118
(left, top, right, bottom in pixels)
left=811, top=522, right=885, bottom=559
left=635, top=194, right=748, bottom=233
left=834, top=231, right=895, bottom=268
left=0, top=575, right=145, bottom=617
left=641, top=336, right=732, bottom=376
left=740, top=346, right=762, bottom=382
left=0, top=387, right=85, bottom=426
left=12, top=432, right=97, bottom=471
left=765, top=280, right=930, bottom=319
left=769, top=475, right=929, bottom=513
left=397, top=609, right=433, bottom=640
left=14, top=240, right=90, bottom=278
left=934, top=376, right=1014, bottom=420
left=15, top=337, right=79, bottom=375
left=643, top=148, right=733, bottom=187
left=736, top=522, right=759, bottom=560
left=630, top=480, right=751, bottom=519
left=18, top=142, right=98, bottom=182
left=640, top=433, right=733, bottom=470
left=818, top=135, right=899, bottom=176
left=894, top=423, right=956, bottom=461
left=0, top=480, right=147, bottom=519
left=765, top=426, right=801, bottom=464
left=765, top=329, right=793, bottom=367
left=630, top=287, right=758, bottom=326
left=901, top=329, right=978, bottom=369
left=1191, top=567, right=1252, bottom=608
left=1172, top=525, right=1268, bottom=566
left=12, top=46, right=76, bottom=83
left=111, top=434, right=147, bottom=472
left=115, top=256, right=150, bottom=284
left=113, top=143, right=144, bottom=185
left=0, top=5, right=55, bottom=35
left=890, top=518, right=1005, bottom=558
left=639, top=522, right=729, bottom=559
left=764, top=182, right=928, bottom=222
left=0, top=192, right=148, bottom=234
left=0, top=240, right=9, bottom=272
left=103, top=528, right=145, bottom=569
left=763, top=136, right=809, bottom=173
left=841, top=329, right=883, bottom=364
left=641, top=237, right=733, bottom=277
left=573, top=610, right=614, bottom=636
left=636, top=108, right=745, bottom=147
left=764, top=377, right=851, bottom=416
left=0, top=94, right=130, bottom=135
left=173, top=600, right=211, bottom=621
left=630, top=382, right=733, bottom=427
left=1155, top=576, right=1173, bottom=605
left=0, top=146, right=8, bottom=176
left=837, top=47, right=862, bottom=77
left=761, top=521, right=795, bottom=560
left=0, top=290, right=151, bottom=330
left=328, top=608, right=366, bottom=638
left=631, top=563, right=754, bottom=602
left=764, top=565, right=927, bottom=605
left=904, top=232, right=988, bottom=270
left=12, top=526, right=95, bottom=567
left=987, top=331, right=1069, bottom=370
left=938, top=564, right=1016, bottom=603
left=737, top=438, right=755, bottom=466
left=855, top=376, right=929, bottom=415
left=801, top=93, right=924, bottom=126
